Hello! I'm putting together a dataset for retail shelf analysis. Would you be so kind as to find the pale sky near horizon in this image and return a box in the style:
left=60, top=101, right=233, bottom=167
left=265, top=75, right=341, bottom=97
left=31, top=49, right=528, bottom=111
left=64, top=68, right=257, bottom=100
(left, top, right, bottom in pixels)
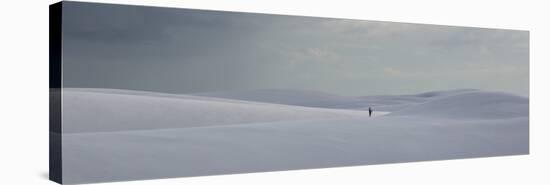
left=61, top=2, right=529, bottom=96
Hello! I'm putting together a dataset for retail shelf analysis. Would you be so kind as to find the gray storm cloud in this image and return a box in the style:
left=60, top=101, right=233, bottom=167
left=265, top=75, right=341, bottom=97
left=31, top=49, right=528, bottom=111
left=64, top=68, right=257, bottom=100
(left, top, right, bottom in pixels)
left=61, top=2, right=529, bottom=96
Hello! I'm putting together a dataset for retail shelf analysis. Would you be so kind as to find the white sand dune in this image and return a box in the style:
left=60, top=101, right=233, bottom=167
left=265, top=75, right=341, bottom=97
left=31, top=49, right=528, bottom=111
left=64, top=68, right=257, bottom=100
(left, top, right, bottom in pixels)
left=196, top=89, right=362, bottom=108
left=392, top=91, right=528, bottom=120
left=60, top=88, right=529, bottom=184
left=63, top=89, right=374, bottom=133
left=196, top=88, right=482, bottom=111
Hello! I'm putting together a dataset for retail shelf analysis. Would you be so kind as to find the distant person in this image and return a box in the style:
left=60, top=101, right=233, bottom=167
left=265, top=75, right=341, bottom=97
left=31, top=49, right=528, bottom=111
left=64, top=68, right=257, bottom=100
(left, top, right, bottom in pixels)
left=368, top=107, right=373, bottom=117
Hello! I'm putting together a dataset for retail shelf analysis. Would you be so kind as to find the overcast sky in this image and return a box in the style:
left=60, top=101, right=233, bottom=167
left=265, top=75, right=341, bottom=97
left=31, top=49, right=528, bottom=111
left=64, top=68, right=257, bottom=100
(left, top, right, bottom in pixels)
left=62, top=2, right=529, bottom=96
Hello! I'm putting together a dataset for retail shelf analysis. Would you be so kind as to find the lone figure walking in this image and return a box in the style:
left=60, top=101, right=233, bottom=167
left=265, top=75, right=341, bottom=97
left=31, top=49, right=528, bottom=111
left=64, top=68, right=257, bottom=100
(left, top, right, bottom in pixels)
left=368, top=107, right=373, bottom=117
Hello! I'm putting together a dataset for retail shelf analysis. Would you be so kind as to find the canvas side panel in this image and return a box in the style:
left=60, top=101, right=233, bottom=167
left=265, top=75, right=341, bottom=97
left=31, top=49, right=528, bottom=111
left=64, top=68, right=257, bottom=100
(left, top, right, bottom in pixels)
left=49, top=2, right=63, bottom=184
